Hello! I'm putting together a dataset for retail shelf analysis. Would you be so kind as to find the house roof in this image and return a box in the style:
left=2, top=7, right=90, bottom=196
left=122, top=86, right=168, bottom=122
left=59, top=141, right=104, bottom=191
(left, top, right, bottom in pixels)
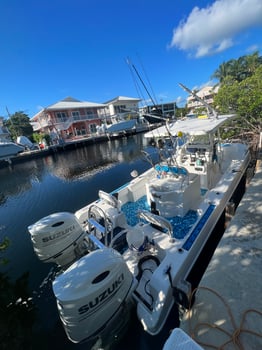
left=104, top=96, right=141, bottom=104
left=30, top=96, right=141, bottom=120
left=45, top=97, right=107, bottom=110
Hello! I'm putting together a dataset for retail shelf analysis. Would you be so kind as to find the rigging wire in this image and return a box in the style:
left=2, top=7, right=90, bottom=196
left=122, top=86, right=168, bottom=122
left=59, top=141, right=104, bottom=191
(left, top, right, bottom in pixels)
left=136, top=53, right=159, bottom=106
left=126, top=57, right=147, bottom=105
left=126, top=57, right=157, bottom=109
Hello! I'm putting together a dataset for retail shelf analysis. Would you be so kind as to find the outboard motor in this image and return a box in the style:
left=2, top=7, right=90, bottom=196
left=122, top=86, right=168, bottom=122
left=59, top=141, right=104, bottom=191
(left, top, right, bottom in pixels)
left=28, top=212, right=88, bottom=267
left=52, top=248, right=135, bottom=343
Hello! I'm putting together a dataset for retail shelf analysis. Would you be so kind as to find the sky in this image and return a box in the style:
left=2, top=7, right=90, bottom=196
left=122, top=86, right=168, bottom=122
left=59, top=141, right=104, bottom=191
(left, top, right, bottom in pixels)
left=0, top=0, right=262, bottom=119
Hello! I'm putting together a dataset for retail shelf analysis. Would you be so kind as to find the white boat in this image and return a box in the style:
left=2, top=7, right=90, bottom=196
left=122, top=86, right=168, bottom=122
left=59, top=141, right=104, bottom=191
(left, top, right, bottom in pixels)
left=104, top=114, right=150, bottom=137
left=0, top=123, right=25, bottom=161
left=28, top=108, right=251, bottom=346
left=0, top=140, right=24, bottom=160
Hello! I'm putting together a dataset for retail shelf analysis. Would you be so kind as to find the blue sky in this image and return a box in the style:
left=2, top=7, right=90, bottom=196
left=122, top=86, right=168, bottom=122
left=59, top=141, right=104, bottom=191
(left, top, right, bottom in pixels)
left=0, top=0, right=262, bottom=118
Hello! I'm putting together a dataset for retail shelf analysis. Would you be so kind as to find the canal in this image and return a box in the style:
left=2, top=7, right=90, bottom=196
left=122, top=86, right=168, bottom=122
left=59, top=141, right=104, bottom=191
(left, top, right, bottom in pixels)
left=0, top=133, right=178, bottom=350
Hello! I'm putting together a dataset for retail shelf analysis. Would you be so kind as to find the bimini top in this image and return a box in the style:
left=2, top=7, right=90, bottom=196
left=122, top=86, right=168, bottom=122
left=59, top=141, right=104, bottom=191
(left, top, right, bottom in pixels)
left=144, top=114, right=236, bottom=137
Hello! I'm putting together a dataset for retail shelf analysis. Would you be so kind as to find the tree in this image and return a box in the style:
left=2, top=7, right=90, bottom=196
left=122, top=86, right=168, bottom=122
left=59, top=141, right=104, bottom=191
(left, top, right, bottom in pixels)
left=213, top=76, right=240, bottom=113
left=211, top=51, right=262, bottom=84
left=214, top=65, right=262, bottom=138
left=237, top=65, right=262, bottom=130
left=244, top=51, right=261, bottom=75
left=211, top=61, right=231, bottom=83
left=4, top=111, right=33, bottom=140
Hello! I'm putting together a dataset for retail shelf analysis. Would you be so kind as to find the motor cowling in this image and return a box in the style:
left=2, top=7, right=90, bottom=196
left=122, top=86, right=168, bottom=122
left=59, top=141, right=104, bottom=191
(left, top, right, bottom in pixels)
left=52, top=248, right=135, bottom=343
left=28, top=212, right=86, bottom=267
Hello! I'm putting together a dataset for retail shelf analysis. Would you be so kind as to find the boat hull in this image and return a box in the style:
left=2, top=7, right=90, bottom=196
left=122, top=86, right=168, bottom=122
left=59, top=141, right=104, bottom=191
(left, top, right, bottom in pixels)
left=0, top=142, right=24, bottom=160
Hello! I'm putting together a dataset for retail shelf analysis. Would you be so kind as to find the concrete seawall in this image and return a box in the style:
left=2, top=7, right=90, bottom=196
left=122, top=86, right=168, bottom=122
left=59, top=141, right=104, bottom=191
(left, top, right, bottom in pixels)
left=181, top=160, right=262, bottom=349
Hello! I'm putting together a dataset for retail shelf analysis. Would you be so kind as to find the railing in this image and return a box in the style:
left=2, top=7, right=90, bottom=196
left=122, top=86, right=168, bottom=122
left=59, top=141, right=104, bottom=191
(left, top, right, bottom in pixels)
left=34, top=113, right=110, bottom=131
left=59, top=114, right=103, bottom=129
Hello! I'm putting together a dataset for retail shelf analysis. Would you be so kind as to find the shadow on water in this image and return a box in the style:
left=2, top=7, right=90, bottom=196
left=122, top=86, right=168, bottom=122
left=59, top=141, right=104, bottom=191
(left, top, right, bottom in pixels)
left=0, top=241, right=37, bottom=349
left=1, top=134, right=176, bottom=350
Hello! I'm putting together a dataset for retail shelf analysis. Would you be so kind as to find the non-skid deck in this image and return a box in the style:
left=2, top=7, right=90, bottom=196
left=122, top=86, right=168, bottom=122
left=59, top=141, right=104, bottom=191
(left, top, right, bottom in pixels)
left=121, top=195, right=199, bottom=240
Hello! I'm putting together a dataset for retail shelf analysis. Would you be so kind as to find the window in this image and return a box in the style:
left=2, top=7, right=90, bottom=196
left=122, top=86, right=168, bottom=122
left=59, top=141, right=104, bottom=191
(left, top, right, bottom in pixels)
left=89, top=124, right=97, bottom=133
left=71, top=111, right=80, bottom=120
left=56, top=112, right=67, bottom=122
left=86, top=109, right=96, bottom=119
left=81, top=126, right=86, bottom=135
left=114, top=105, right=126, bottom=114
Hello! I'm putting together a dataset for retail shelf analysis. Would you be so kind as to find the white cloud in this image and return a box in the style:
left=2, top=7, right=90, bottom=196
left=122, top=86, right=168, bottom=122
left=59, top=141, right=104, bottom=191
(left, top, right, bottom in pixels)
left=175, top=96, right=188, bottom=106
left=246, top=44, right=259, bottom=53
left=193, top=80, right=216, bottom=91
left=170, top=0, right=262, bottom=57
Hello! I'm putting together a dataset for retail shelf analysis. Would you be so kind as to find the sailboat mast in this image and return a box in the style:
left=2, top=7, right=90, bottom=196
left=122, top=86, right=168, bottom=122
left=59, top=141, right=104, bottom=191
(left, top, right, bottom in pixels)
left=129, top=61, right=157, bottom=108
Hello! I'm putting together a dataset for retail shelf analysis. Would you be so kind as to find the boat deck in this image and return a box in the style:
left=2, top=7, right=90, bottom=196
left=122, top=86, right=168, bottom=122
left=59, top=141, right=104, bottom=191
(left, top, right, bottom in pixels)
left=121, top=195, right=198, bottom=239
left=180, top=160, right=262, bottom=349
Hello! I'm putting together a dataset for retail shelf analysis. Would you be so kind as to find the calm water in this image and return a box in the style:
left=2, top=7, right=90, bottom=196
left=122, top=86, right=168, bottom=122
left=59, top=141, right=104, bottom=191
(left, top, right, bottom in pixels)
left=0, top=134, right=178, bottom=350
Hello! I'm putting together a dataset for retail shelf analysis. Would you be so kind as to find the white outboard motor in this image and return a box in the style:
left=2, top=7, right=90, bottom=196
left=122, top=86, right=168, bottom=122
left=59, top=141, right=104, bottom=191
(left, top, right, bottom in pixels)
left=53, top=248, right=135, bottom=343
left=28, top=212, right=87, bottom=267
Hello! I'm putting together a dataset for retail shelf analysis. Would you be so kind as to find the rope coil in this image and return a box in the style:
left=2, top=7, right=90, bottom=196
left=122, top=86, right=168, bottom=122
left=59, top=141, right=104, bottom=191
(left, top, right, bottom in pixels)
left=186, top=286, right=262, bottom=350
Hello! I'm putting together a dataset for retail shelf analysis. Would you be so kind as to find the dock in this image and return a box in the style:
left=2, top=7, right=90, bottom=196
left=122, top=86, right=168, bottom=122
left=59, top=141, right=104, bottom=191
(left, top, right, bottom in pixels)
left=180, top=159, right=262, bottom=349
left=0, top=124, right=159, bottom=168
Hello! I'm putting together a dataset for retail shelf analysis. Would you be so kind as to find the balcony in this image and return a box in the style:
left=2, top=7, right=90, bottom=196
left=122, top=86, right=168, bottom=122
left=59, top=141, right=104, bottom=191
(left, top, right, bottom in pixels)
left=33, top=114, right=108, bottom=131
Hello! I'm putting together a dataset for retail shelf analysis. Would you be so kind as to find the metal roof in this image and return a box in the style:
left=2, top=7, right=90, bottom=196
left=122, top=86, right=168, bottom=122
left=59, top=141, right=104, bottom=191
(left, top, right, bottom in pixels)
left=45, top=97, right=107, bottom=110
left=104, top=96, right=141, bottom=104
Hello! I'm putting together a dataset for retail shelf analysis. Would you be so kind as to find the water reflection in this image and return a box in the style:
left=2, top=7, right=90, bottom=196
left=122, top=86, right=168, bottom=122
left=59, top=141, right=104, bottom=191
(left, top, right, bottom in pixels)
left=0, top=160, right=45, bottom=205
left=0, top=136, right=150, bottom=204
left=48, top=136, right=148, bottom=180
left=0, top=134, right=164, bottom=350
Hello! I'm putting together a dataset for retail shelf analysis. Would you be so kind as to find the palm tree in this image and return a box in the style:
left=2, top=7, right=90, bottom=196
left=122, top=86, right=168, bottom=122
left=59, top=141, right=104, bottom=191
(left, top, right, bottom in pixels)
left=212, top=52, right=262, bottom=84
left=245, top=51, right=261, bottom=75
left=211, top=61, right=231, bottom=83
left=228, top=56, right=246, bottom=82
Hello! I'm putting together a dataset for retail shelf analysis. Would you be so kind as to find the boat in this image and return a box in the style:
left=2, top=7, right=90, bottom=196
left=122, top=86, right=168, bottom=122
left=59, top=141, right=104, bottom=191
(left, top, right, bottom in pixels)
left=16, top=135, right=39, bottom=150
left=105, top=114, right=150, bottom=137
left=27, top=87, right=251, bottom=347
left=127, top=58, right=170, bottom=126
left=142, top=107, right=169, bottom=125
left=0, top=125, right=24, bottom=161
left=0, top=140, right=24, bottom=161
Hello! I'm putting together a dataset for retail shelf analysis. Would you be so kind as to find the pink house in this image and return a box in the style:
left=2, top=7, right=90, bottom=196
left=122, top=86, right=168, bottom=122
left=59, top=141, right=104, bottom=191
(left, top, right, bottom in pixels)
left=31, top=97, right=109, bottom=143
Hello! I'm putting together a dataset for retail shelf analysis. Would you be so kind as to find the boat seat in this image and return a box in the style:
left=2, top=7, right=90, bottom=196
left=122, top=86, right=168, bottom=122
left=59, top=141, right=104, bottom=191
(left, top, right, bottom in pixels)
left=127, top=177, right=148, bottom=202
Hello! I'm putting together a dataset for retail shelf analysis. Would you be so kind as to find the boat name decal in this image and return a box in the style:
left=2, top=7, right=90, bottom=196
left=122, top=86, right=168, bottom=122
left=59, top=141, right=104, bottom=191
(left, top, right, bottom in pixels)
left=42, top=225, right=76, bottom=243
left=78, top=273, right=124, bottom=315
